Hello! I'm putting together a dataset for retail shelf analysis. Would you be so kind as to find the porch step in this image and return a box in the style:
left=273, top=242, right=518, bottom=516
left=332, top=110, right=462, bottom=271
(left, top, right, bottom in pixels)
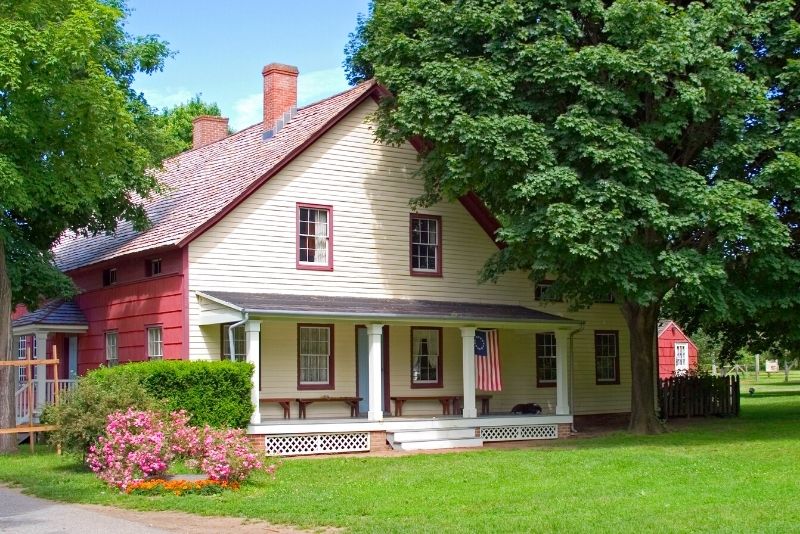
left=387, top=427, right=483, bottom=451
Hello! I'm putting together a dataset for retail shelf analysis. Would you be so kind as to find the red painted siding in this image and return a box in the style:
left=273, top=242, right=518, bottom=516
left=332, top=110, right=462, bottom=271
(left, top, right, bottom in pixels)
left=658, top=322, right=698, bottom=379
left=71, top=248, right=186, bottom=375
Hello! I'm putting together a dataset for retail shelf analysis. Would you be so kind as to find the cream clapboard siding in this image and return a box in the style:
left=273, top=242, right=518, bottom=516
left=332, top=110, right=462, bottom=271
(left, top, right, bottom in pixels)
left=188, top=99, right=630, bottom=416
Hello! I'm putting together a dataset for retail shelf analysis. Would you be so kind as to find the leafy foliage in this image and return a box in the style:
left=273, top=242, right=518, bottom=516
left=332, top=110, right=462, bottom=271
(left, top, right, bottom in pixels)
left=41, top=373, right=159, bottom=455
left=87, top=360, right=254, bottom=429
left=348, top=0, right=800, bottom=432
left=156, top=95, right=227, bottom=156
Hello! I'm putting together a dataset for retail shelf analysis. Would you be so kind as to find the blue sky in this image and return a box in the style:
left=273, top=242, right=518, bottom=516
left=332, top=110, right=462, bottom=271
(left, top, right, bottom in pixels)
left=125, top=0, right=371, bottom=130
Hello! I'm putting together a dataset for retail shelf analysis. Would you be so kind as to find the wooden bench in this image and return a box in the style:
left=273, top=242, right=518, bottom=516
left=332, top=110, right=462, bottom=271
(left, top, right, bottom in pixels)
left=260, top=398, right=293, bottom=419
left=453, top=395, right=493, bottom=416
left=296, top=397, right=361, bottom=419
left=390, top=396, right=456, bottom=417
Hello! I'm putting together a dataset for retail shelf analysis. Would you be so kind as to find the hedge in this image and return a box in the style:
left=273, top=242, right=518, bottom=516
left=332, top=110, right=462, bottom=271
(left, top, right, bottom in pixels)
left=87, top=360, right=254, bottom=429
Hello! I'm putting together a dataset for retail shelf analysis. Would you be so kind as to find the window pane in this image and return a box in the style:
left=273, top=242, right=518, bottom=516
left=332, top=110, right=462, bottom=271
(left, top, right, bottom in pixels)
left=299, top=326, right=330, bottom=384
left=536, top=333, right=557, bottom=384
left=299, top=207, right=330, bottom=265
left=411, top=217, right=439, bottom=272
left=412, top=328, right=440, bottom=383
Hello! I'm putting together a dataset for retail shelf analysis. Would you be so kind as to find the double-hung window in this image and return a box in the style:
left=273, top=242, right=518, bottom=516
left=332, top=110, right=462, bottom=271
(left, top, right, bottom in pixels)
left=411, top=327, right=442, bottom=388
left=535, top=332, right=557, bottom=387
left=105, top=331, right=118, bottom=367
left=534, top=281, right=561, bottom=302
left=595, top=331, right=620, bottom=384
left=297, top=204, right=332, bottom=270
left=222, top=324, right=246, bottom=361
left=674, top=343, right=689, bottom=371
left=298, top=325, right=334, bottom=389
left=16, top=336, right=27, bottom=383
left=410, top=214, right=441, bottom=276
left=147, top=326, right=163, bottom=360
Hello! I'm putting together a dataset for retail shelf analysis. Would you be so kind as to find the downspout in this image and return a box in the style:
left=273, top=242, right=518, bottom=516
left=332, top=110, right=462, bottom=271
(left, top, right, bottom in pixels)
left=568, top=324, right=585, bottom=433
left=228, top=312, right=249, bottom=362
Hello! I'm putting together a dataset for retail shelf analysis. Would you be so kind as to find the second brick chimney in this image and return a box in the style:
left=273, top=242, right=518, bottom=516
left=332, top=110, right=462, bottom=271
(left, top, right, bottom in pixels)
left=192, top=115, right=229, bottom=149
left=262, top=63, right=299, bottom=131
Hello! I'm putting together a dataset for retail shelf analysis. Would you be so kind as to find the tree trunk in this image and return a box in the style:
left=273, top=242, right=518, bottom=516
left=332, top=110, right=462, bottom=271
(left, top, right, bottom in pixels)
left=0, top=238, right=17, bottom=453
left=620, top=300, right=665, bottom=434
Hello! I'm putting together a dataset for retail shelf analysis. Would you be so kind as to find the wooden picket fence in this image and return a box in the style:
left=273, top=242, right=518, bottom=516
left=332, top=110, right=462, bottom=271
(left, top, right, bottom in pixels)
left=658, top=374, right=740, bottom=420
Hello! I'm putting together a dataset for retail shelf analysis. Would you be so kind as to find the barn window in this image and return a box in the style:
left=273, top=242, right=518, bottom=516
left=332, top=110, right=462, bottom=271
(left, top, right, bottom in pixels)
left=147, top=326, right=163, bottom=360
left=102, top=268, right=117, bottom=286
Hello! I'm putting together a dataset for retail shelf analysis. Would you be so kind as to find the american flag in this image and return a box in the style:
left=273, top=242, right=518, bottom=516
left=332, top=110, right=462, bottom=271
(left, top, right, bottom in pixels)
left=475, top=329, right=502, bottom=391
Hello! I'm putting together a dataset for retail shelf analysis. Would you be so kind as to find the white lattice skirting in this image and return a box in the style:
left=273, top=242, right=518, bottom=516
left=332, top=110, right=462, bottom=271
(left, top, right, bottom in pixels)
left=264, top=432, right=371, bottom=456
left=480, top=424, right=558, bottom=441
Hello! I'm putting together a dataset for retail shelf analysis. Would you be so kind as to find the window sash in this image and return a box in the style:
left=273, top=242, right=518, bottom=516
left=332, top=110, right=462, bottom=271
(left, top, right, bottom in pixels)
left=534, top=282, right=561, bottom=302
left=299, top=326, right=330, bottom=384
left=595, top=332, right=618, bottom=383
left=147, top=327, right=163, bottom=360
left=298, top=207, right=329, bottom=265
left=412, top=328, right=440, bottom=384
left=411, top=217, right=439, bottom=272
left=536, top=332, right=557, bottom=385
left=105, top=332, right=118, bottom=366
left=222, top=324, right=247, bottom=361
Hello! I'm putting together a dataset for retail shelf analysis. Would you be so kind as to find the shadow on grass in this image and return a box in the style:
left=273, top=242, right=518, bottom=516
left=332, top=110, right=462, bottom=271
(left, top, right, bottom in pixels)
left=743, top=391, right=800, bottom=398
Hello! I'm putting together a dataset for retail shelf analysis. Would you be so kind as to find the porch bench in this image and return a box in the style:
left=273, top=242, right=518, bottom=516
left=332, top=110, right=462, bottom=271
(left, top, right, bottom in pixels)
left=390, top=395, right=456, bottom=417
left=296, top=397, right=361, bottom=419
left=260, top=398, right=293, bottom=419
left=453, top=395, right=493, bottom=416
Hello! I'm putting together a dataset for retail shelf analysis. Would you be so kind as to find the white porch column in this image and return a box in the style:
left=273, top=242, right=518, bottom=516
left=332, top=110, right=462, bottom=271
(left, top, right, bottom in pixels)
left=34, top=331, right=47, bottom=413
left=245, top=320, right=262, bottom=425
left=555, top=329, right=571, bottom=415
left=367, top=324, right=385, bottom=422
left=460, top=327, right=478, bottom=418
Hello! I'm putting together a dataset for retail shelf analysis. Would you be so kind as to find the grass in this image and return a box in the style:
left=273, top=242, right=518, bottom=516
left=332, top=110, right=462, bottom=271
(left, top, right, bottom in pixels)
left=2, top=377, right=800, bottom=533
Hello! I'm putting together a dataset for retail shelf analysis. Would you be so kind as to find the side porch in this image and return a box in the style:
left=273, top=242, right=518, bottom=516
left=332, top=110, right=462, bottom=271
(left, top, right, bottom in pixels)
left=197, top=291, right=582, bottom=455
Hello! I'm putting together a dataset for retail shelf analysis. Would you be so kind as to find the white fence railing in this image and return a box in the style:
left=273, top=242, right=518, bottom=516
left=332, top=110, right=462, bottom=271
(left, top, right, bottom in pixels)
left=15, top=379, right=77, bottom=425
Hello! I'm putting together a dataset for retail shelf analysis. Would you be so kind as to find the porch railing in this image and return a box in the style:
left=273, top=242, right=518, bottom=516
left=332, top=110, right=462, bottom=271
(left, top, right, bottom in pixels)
left=15, top=379, right=77, bottom=425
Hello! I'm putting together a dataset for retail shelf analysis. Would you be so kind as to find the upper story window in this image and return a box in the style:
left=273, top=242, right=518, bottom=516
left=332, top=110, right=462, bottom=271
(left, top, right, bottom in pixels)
left=146, top=258, right=162, bottom=277
left=410, top=214, right=442, bottom=276
left=102, top=268, right=117, bottom=287
left=595, top=331, right=620, bottom=385
left=298, top=324, right=334, bottom=389
left=534, top=281, right=562, bottom=302
left=411, top=327, right=443, bottom=388
left=105, top=331, right=118, bottom=367
left=297, top=204, right=332, bottom=270
left=535, top=332, right=557, bottom=387
left=221, top=323, right=246, bottom=362
left=147, top=326, right=163, bottom=360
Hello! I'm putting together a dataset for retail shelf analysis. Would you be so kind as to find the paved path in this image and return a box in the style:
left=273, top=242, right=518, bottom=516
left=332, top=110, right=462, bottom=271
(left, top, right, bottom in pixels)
left=0, top=486, right=311, bottom=534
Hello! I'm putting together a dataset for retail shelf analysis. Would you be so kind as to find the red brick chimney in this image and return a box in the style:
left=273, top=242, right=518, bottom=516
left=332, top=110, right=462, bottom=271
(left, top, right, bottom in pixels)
left=192, top=115, right=229, bottom=149
left=262, top=63, right=299, bottom=131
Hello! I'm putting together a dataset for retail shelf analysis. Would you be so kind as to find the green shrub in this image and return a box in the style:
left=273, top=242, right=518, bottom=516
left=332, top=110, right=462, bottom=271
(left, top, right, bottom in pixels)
left=42, top=373, right=159, bottom=455
left=87, top=360, right=254, bottom=429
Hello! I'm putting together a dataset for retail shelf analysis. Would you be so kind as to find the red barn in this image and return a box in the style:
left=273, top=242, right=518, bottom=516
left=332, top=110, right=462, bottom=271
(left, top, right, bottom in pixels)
left=657, top=320, right=698, bottom=378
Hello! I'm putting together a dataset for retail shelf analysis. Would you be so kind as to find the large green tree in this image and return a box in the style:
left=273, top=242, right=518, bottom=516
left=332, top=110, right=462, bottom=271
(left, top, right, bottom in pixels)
left=157, top=95, right=227, bottom=156
left=0, top=0, right=169, bottom=452
left=348, top=0, right=800, bottom=433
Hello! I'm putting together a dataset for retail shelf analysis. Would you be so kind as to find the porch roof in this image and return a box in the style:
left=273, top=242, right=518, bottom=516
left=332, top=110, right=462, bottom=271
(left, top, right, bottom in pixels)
left=198, top=290, right=579, bottom=327
left=12, top=299, right=89, bottom=336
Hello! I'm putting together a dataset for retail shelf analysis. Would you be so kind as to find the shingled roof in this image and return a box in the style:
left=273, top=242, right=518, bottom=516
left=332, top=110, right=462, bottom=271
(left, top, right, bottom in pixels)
left=53, top=81, right=378, bottom=272
left=12, top=299, right=88, bottom=328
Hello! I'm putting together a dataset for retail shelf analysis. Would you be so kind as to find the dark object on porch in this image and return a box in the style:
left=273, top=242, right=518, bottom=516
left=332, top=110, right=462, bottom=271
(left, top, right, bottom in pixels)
left=658, top=375, right=740, bottom=420
left=296, top=397, right=361, bottom=419
left=510, top=403, right=542, bottom=415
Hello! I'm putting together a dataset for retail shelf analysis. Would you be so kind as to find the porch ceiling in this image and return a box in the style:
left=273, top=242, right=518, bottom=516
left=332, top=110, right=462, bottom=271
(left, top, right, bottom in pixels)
left=197, top=290, right=580, bottom=328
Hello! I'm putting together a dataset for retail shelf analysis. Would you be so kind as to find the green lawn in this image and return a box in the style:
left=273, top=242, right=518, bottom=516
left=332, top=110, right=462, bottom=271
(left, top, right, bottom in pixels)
left=2, top=380, right=800, bottom=533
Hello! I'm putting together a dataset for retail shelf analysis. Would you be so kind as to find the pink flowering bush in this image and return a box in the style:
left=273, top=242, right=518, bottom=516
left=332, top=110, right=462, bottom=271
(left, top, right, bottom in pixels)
left=86, top=408, right=274, bottom=491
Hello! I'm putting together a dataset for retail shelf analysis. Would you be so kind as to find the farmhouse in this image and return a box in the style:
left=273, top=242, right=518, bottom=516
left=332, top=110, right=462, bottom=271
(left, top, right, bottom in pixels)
left=12, top=64, right=632, bottom=454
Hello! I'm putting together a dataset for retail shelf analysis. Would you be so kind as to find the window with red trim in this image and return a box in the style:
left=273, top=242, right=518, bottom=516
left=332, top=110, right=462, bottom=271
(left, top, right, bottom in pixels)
left=297, top=204, right=332, bottom=270
left=298, top=324, right=334, bottom=389
left=410, top=214, right=441, bottom=276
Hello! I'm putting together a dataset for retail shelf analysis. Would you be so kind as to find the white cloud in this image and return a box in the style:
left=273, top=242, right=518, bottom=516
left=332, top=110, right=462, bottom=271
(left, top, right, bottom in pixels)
left=139, top=87, right=194, bottom=111
left=228, top=67, right=351, bottom=132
